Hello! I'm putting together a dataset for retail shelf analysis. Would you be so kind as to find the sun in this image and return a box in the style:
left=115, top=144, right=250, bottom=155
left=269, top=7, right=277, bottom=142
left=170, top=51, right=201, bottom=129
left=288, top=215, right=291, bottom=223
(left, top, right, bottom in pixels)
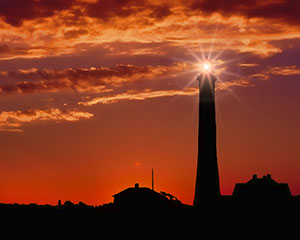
left=203, top=63, right=210, bottom=71
left=200, top=59, right=213, bottom=73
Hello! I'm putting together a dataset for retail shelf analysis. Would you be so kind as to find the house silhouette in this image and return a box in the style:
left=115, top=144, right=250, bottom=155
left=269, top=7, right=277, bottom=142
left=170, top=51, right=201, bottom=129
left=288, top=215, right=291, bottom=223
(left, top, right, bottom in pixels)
left=113, top=183, right=180, bottom=210
left=232, top=174, right=291, bottom=200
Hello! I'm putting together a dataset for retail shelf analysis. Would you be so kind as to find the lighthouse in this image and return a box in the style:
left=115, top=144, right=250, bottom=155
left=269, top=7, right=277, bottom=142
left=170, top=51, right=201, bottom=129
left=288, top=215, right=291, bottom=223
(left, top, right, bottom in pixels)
left=193, top=58, right=221, bottom=206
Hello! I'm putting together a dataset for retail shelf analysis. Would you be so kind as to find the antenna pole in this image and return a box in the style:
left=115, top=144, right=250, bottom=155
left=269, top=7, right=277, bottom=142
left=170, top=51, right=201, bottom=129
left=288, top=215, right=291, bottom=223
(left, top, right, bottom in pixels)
left=152, top=169, right=154, bottom=191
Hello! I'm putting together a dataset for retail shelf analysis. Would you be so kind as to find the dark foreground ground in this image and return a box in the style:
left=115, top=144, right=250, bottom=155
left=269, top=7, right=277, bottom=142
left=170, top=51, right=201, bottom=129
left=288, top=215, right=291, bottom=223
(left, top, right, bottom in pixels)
left=1, top=199, right=300, bottom=228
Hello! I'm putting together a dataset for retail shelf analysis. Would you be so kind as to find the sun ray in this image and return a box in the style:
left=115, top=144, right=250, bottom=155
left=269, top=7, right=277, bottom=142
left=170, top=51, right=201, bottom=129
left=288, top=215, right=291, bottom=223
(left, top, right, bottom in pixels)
left=164, top=37, right=252, bottom=113
left=207, top=35, right=217, bottom=60
left=220, top=69, right=244, bottom=79
left=211, top=42, right=232, bottom=62
left=198, top=44, right=206, bottom=60
left=166, top=56, right=197, bottom=65
left=217, top=55, right=248, bottom=66
left=184, top=45, right=201, bottom=62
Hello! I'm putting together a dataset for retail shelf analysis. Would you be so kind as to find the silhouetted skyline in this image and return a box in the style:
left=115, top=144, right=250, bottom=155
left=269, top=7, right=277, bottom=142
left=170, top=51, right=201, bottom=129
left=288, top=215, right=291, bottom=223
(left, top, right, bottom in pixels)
left=0, top=0, right=299, bottom=206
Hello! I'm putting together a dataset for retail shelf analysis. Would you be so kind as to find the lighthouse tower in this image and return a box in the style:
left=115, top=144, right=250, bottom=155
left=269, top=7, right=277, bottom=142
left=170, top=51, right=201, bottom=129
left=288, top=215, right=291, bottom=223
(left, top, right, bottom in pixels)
left=193, top=59, right=221, bottom=206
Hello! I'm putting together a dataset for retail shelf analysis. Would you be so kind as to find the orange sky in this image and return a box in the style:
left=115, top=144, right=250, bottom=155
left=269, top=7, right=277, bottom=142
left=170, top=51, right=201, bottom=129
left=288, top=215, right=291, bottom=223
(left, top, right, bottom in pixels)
left=0, top=0, right=300, bottom=205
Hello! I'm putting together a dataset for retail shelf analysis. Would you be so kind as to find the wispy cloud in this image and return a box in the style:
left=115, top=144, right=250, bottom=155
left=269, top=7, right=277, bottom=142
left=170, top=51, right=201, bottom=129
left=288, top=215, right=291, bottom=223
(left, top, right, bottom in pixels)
left=78, top=88, right=198, bottom=106
left=78, top=78, right=255, bottom=106
left=216, top=79, right=255, bottom=90
left=240, top=63, right=259, bottom=67
left=269, top=65, right=300, bottom=76
left=251, top=65, right=300, bottom=80
left=0, top=108, right=93, bottom=132
left=0, top=63, right=191, bottom=95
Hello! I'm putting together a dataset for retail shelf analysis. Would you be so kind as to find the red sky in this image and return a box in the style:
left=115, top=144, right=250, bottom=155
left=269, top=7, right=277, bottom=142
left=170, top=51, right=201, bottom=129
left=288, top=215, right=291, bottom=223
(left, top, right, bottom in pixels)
left=0, top=0, right=300, bottom=205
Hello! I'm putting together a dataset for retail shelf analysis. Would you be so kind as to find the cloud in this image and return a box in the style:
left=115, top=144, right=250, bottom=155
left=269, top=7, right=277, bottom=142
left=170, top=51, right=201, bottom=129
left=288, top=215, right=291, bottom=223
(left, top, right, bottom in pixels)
left=63, top=29, right=88, bottom=39
left=237, top=40, right=282, bottom=56
left=269, top=65, right=300, bottom=76
left=1, top=0, right=298, bottom=27
left=0, top=0, right=173, bottom=29
left=216, top=79, right=255, bottom=90
left=78, top=78, right=254, bottom=106
left=0, top=108, right=93, bottom=132
left=0, top=0, right=299, bottom=60
left=78, top=88, right=198, bottom=106
left=251, top=73, right=270, bottom=80
left=0, top=0, right=75, bottom=26
left=0, top=44, right=9, bottom=53
left=250, top=65, right=300, bottom=80
left=0, top=63, right=191, bottom=94
left=240, top=63, right=259, bottom=67
left=190, top=0, right=300, bottom=25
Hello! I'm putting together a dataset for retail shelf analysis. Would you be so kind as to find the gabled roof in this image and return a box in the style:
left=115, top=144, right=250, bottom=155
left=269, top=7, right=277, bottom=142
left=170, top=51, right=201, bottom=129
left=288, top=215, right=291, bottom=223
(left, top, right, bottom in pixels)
left=232, top=174, right=292, bottom=199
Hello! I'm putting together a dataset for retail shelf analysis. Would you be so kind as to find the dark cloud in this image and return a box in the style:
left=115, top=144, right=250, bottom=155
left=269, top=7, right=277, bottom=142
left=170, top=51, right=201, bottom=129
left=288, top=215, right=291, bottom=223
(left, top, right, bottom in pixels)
left=0, top=44, right=9, bottom=53
left=63, top=29, right=88, bottom=39
left=0, top=0, right=172, bottom=26
left=8, top=65, right=156, bottom=81
left=0, top=63, right=190, bottom=94
left=0, top=0, right=297, bottom=28
left=190, top=0, right=300, bottom=25
left=0, top=0, right=75, bottom=26
left=148, top=6, right=172, bottom=20
left=86, top=0, right=140, bottom=21
left=86, top=0, right=172, bottom=22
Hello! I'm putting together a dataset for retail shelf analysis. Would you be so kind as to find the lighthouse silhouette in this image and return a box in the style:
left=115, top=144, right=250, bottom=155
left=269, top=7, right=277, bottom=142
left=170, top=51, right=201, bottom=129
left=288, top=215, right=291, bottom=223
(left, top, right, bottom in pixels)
left=193, top=60, right=221, bottom=206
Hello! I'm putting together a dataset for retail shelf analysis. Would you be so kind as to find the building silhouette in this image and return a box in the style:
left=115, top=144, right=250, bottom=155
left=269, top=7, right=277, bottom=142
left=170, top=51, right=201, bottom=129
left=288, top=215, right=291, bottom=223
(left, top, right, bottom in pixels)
left=113, top=183, right=176, bottom=210
left=193, top=71, right=221, bottom=206
left=232, top=174, right=291, bottom=200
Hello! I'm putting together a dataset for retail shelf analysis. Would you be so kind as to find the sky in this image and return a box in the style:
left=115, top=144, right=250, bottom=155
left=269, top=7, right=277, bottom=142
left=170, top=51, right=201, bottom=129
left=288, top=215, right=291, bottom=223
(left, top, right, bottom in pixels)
left=0, top=0, right=300, bottom=205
